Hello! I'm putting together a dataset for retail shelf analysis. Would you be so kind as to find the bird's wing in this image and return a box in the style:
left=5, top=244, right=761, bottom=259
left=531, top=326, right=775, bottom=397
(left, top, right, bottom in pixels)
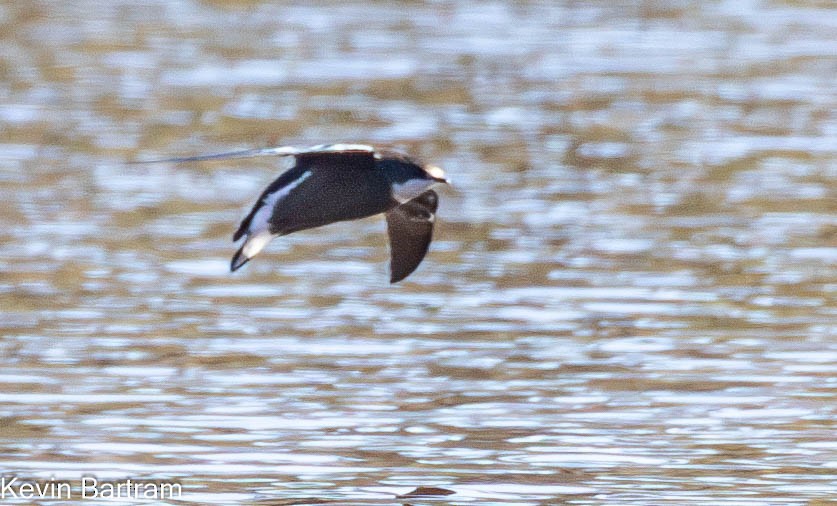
left=385, top=190, right=439, bottom=283
left=232, top=146, right=379, bottom=241
left=130, top=146, right=301, bottom=164
left=132, top=144, right=380, bottom=241
left=131, top=144, right=376, bottom=164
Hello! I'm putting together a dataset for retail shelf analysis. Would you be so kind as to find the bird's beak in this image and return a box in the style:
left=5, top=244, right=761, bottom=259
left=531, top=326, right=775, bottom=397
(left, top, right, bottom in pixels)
left=425, top=165, right=451, bottom=186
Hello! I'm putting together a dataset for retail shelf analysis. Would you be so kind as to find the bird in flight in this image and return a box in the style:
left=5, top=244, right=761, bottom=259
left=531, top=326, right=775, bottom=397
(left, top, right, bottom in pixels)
left=142, top=144, right=450, bottom=283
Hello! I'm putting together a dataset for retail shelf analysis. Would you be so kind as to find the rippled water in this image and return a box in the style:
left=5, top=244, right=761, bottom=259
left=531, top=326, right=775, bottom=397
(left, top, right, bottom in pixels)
left=1, top=0, right=835, bottom=504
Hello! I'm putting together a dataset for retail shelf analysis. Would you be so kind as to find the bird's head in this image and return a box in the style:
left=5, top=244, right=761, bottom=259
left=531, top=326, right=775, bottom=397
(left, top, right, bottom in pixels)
left=380, top=153, right=450, bottom=203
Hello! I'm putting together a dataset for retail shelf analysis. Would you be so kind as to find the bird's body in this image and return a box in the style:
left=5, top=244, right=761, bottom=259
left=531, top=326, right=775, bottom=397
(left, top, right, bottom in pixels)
left=234, top=148, right=395, bottom=241
left=146, top=144, right=449, bottom=283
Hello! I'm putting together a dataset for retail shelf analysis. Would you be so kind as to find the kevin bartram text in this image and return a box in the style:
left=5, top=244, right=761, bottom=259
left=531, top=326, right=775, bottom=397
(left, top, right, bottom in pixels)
left=1, top=476, right=182, bottom=500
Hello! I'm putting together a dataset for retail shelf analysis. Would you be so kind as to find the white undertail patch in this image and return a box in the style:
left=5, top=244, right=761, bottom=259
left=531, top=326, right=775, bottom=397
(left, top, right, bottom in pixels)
left=241, top=229, right=274, bottom=259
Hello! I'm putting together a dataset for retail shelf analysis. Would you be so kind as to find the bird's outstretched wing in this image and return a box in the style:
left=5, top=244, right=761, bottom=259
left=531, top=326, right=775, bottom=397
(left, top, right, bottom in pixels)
left=130, top=143, right=375, bottom=164
left=129, top=146, right=299, bottom=164
left=385, top=190, right=438, bottom=283
left=133, top=144, right=379, bottom=242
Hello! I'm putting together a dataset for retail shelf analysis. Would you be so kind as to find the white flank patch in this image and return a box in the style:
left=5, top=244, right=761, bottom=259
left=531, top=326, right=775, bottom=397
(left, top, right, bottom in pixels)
left=261, top=170, right=313, bottom=211
left=241, top=170, right=313, bottom=258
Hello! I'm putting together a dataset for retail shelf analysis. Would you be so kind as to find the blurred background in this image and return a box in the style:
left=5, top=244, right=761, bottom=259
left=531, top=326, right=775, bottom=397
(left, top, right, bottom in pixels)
left=1, top=0, right=835, bottom=504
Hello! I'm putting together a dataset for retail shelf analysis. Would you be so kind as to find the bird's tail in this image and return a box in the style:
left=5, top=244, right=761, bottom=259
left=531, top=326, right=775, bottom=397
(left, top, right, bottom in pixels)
left=230, top=245, right=251, bottom=272
left=230, top=230, right=274, bottom=272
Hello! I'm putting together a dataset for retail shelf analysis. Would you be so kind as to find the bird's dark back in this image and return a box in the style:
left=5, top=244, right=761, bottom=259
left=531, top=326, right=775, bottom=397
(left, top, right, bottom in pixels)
left=269, top=151, right=397, bottom=235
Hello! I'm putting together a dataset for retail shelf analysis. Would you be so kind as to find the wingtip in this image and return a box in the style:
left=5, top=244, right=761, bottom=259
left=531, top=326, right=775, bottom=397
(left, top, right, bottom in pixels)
left=389, top=263, right=417, bottom=284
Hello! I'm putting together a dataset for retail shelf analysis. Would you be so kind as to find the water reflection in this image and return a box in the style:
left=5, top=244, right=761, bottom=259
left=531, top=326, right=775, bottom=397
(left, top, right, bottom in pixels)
left=1, top=0, right=836, bottom=504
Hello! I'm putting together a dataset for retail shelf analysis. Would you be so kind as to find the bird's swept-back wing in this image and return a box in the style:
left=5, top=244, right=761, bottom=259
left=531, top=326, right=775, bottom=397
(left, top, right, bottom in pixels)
left=385, top=190, right=438, bottom=283
left=130, top=146, right=300, bottom=164
left=131, top=143, right=376, bottom=164
left=134, top=144, right=380, bottom=242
